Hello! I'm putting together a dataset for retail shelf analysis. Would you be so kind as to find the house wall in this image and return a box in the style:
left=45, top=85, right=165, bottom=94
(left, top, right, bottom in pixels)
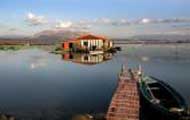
left=109, top=41, right=113, bottom=48
left=62, top=42, right=69, bottom=50
left=80, top=39, right=104, bottom=49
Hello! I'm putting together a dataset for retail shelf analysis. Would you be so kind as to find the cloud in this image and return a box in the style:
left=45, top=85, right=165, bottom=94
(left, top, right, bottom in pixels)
left=54, top=20, right=91, bottom=32
left=24, top=12, right=190, bottom=29
left=136, top=18, right=190, bottom=24
left=94, top=18, right=112, bottom=24
left=111, top=19, right=130, bottom=26
left=140, top=18, right=151, bottom=24
left=26, top=12, right=48, bottom=26
left=55, top=21, right=73, bottom=28
left=76, top=18, right=129, bottom=26
left=120, top=19, right=129, bottom=24
left=156, top=18, right=190, bottom=23
left=23, top=13, right=190, bottom=37
left=53, top=17, right=190, bottom=29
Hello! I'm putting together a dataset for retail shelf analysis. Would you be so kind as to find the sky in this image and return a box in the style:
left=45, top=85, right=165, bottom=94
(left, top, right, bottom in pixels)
left=1, top=0, right=190, bottom=38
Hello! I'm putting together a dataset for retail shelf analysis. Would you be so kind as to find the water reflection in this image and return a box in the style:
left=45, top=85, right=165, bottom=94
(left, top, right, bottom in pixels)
left=62, top=53, right=113, bottom=65
left=29, top=56, right=48, bottom=69
left=141, top=56, right=150, bottom=62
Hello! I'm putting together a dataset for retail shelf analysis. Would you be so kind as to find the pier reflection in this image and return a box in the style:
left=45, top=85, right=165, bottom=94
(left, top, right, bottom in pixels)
left=62, top=53, right=113, bottom=65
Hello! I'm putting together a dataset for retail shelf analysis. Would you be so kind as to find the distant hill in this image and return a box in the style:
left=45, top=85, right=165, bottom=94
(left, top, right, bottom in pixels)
left=130, top=34, right=190, bottom=41
left=112, top=34, right=190, bottom=44
left=0, top=29, right=86, bottom=45
left=32, top=29, right=86, bottom=44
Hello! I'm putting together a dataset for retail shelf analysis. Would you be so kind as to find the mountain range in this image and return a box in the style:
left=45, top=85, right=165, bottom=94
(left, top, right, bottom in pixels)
left=32, top=29, right=85, bottom=44
left=0, top=29, right=86, bottom=44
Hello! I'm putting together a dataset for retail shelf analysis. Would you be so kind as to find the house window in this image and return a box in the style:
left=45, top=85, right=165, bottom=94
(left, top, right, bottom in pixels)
left=83, top=41, right=88, bottom=47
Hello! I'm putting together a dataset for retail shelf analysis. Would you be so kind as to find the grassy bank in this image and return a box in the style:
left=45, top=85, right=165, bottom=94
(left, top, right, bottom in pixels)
left=0, top=45, right=56, bottom=52
left=0, top=45, right=25, bottom=51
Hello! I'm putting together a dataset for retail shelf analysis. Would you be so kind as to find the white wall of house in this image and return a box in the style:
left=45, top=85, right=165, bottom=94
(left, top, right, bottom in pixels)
left=81, top=39, right=104, bottom=49
left=81, top=54, right=104, bottom=63
left=109, top=41, right=113, bottom=47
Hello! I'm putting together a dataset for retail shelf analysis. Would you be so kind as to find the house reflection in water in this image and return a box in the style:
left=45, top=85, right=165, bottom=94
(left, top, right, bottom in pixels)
left=62, top=53, right=113, bottom=65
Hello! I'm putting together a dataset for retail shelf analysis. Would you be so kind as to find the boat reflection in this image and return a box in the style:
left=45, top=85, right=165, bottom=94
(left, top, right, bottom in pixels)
left=62, top=53, right=113, bottom=65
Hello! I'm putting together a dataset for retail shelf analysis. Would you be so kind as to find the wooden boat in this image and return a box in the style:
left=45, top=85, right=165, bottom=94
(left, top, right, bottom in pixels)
left=139, top=75, right=188, bottom=119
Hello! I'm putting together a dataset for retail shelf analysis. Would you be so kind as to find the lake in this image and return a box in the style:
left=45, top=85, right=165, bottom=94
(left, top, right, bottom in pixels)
left=0, top=44, right=189, bottom=120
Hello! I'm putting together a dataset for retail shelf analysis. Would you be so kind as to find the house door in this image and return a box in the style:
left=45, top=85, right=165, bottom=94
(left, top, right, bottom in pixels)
left=69, top=43, right=73, bottom=51
left=92, top=45, right=97, bottom=51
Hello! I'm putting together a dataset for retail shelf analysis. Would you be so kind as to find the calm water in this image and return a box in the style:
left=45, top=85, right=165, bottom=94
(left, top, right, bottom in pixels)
left=0, top=44, right=189, bottom=119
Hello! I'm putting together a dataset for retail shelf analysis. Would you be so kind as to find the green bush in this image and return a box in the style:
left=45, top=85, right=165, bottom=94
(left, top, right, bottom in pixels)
left=55, top=47, right=62, bottom=51
left=8, top=46, right=16, bottom=50
left=0, top=46, right=5, bottom=50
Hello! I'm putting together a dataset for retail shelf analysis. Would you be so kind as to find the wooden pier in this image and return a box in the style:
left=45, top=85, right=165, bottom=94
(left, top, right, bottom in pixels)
left=106, top=66, right=140, bottom=120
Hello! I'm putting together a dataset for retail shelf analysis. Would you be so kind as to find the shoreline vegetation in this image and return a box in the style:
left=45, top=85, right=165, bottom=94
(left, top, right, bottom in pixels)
left=0, top=45, right=56, bottom=52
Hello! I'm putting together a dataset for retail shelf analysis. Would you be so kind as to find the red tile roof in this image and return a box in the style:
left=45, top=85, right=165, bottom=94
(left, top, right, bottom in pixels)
left=76, top=34, right=107, bottom=40
left=62, top=34, right=108, bottom=43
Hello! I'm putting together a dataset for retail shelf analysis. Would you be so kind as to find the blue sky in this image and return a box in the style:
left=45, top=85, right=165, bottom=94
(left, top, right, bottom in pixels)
left=1, top=0, right=190, bottom=38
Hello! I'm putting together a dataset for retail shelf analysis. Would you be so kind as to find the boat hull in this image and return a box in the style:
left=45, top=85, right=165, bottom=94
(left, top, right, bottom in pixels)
left=140, top=93, right=181, bottom=120
left=139, top=76, right=187, bottom=120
